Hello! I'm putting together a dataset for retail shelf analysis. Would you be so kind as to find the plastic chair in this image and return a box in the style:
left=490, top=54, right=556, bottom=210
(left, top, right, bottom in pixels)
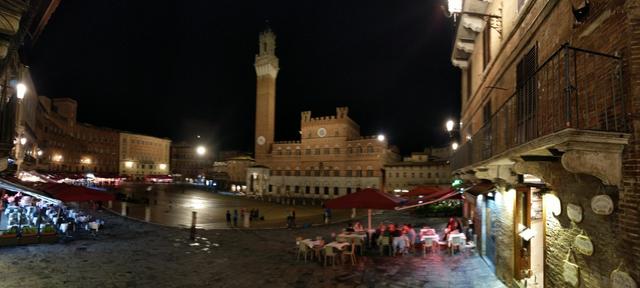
left=379, top=236, right=391, bottom=256
left=297, top=243, right=311, bottom=262
left=323, top=246, right=337, bottom=266
left=352, top=237, right=364, bottom=255
left=422, top=238, right=434, bottom=254
left=342, top=241, right=357, bottom=265
left=449, top=235, right=463, bottom=255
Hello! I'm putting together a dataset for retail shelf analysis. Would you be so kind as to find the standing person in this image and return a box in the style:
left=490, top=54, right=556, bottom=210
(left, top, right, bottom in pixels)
left=291, top=209, right=296, bottom=227
left=233, top=209, right=238, bottom=227
left=225, top=210, right=231, bottom=226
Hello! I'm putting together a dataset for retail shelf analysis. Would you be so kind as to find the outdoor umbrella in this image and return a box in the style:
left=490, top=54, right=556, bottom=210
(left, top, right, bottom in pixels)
left=37, top=183, right=115, bottom=202
left=405, top=186, right=453, bottom=198
left=324, top=188, right=403, bottom=232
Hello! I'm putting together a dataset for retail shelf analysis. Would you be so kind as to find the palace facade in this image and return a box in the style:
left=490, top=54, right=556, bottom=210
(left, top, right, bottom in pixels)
left=247, top=29, right=399, bottom=198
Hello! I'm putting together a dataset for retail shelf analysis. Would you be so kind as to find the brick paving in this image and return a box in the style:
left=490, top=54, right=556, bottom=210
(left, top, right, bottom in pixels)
left=0, top=210, right=505, bottom=288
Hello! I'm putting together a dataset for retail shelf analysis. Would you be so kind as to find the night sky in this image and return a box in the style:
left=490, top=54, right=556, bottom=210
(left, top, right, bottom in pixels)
left=28, top=0, right=460, bottom=156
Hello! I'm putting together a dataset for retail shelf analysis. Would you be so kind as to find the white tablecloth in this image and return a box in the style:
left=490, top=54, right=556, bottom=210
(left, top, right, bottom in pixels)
left=301, top=239, right=323, bottom=248
left=447, top=233, right=467, bottom=246
left=325, top=241, right=350, bottom=251
left=420, top=228, right=436, bottom=235
left=337, top=233, right=366, bottom=241
left=421, top=235, right=440, bottom=242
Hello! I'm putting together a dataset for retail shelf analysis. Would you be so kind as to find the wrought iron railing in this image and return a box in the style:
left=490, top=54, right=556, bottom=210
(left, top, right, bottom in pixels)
left=452, top=44, right=627, bottom=170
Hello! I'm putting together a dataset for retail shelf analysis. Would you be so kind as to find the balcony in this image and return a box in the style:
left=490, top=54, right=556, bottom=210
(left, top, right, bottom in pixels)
left=452, top=45, right=630, bottom=185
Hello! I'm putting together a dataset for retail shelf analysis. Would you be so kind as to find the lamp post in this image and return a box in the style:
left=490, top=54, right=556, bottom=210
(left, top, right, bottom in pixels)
left=445, top=119, right=460, bottom=152
left=14, top=81, right=27, bottom=174
left=442, top=0, right=502, bottom=34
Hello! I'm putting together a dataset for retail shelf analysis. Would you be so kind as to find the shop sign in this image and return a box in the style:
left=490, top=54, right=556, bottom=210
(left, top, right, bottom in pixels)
left=611, top=270, right=637, bottom=288
left=563, top=260, right=580, bottom=287
left=574, top=234, right=593, bottom=256
left=591, top=195, right=614, bottom=215
left=567, top=204, right=583, bottom=223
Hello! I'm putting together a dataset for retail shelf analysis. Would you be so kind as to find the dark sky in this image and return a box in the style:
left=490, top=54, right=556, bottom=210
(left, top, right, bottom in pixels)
left=28, top=0, right=460, bottom=156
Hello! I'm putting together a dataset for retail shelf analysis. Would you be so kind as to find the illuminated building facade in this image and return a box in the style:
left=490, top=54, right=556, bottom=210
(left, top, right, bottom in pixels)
left=119, top=132, right=170, bottom=180
left=247, top=29, right=400, bottom=198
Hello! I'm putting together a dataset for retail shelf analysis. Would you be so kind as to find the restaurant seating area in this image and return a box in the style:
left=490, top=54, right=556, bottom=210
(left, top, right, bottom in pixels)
left=0, top=189, right=107, bottom=246
left=295, top=219, right=476, bottom=267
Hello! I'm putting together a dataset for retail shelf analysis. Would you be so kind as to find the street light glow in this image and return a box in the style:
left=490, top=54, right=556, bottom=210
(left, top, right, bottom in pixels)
left=447, top=0, right=463, bottom=14
left=53, top=154, right=63, bottom=162
left=377, top=134, right=385, bottom=142
left=446, top=120, right=455, bottom=132
left=196, top=146, right=206, bottom=156
left=159, top=163, right=167, bottom=170
left=36, top=150, right=43, bottom=156
left=452, top=142, right=459, bottom=151
left=19, top=137, right=27, bottom=145
left=16, top=83, right=26, bottom=100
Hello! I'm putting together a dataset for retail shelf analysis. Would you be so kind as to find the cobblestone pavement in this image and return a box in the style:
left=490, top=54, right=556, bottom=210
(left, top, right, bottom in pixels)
left=0, top=210, right=505, bottom=288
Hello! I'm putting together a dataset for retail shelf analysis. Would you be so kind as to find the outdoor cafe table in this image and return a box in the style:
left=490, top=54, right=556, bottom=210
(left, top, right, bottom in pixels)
left=301, top=239, right=323, bottom=248
left=447, top=233, right=467, bottom=247
left=325, top=241, right=350, bottom=251
left=420, top=228, right=436, bottom=236
left=337, top=232, right=366, bottom=242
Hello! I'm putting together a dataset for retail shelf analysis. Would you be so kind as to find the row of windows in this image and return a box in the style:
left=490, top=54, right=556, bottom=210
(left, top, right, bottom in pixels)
left=274, top=146, right=377, bottom=156
left=271, top=170, right=375, bottom=177
left=388, top=172, right=442, bottom=178
left=124, top=138, right=167, bottom=147
left=268, top=185, right=362, bottom=195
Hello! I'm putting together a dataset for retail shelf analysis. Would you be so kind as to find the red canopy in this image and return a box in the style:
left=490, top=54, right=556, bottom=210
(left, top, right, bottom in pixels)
left=36, top=183, right=115, bottom=202
left=325, top=188, right=403, bottom=210
left=405, top=186, right=454, bottom=198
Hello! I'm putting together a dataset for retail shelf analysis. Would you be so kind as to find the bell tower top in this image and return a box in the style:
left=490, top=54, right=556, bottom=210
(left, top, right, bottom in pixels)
left=258, top=28, right=276, bottom=56
left=255, top=27, right=279, bottom=78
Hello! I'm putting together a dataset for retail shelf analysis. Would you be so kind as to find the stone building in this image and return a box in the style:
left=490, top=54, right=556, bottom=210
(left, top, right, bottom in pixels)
left=170, top=142, right=214, bottom=179
left=36, top=96, right=120, bottom=174
left=247, top=28, right=400, bottom=198
left=449, top=0, right=640, bottom=286
left=213, top=155, right=254, bottom=192
left=119, top=132, right=171, bottom=180
left=384, top=150, right=451, bottom=193
left=0, top=0, right=60, bottom=172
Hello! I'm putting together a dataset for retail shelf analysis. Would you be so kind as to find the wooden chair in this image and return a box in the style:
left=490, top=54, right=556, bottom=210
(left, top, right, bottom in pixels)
left=297, top=243, right=311, bottom=262
left=324, top=246, right=337, bottom=266
left=378, top=236, right=391, bottom=256
left=342, top=241, right=357, bottom=265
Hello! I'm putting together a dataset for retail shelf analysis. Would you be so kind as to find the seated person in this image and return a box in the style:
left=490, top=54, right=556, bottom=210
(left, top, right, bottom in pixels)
left=353, top=221, right=364, bottom=232
left=345, top=221, right=355, bottom=232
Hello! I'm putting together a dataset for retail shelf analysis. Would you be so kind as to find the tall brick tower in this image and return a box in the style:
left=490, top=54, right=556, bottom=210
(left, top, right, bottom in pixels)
left=254, top=28, right=279, bottom=163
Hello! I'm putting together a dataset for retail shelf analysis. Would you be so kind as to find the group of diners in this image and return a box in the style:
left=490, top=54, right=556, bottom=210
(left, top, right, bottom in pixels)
left=1, top=191, right=105, bottom=238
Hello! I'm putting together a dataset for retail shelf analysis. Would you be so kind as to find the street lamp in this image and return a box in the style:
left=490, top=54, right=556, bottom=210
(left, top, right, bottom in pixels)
left=16, top=83, right=27, bottom=100
left=377, top=134, right=385, bottom=142
left=196, top=146, right=206, bottom=156
left=445, top=120, right=455, bottom=133
left=452, top=142, right=459, bottom=151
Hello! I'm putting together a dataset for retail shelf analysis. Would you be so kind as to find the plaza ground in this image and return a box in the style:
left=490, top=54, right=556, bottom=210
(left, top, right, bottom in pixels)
left=110, top=184, right=362, bottom=229
left=0, top=209, right=504, bottom=288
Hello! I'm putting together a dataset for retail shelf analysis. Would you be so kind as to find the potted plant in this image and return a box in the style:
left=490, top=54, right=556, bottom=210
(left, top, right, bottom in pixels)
left=19, top=226, right=39, bottom=245
left=0, top=226, right=19, bottom=246
left=39, top=224, right=58, bottom=244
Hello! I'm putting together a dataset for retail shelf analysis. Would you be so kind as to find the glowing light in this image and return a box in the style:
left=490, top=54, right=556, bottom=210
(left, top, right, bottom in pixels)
left=196, top=146, right=206, bottom=156
left=159, top=163, right=167, bottom=170
left=446, top=120, right=455, bottom=132
left=487, top=192, right=494, bottom=198
left=36, top=150, right=43, bottom=156
left=16, top=83, right=26, bottom=100
left=124, top=161, right=134, bottom=168
left=86, top=173, right=96, bottom=178
left=466, top=135, right=472, bottom=141
left=81, top=158, right=92, bottom=164
left=185, top=197, right=207, bottom=209
left=19, top=137, right=27, bottom=145
left=447, top=0, right=463, bottom=14
left=451, top=142, right=459, bottom=150
left=543, top=193, right=562, bottom=216
left=377, top=134, right=385, bottom=142
left=53, top=154, right=63, bottom=162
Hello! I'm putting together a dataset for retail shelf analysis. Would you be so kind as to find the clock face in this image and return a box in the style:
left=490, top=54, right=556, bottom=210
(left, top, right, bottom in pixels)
left=256, top=136, right=266, bottom=145
left=317, top=128, right=327, bottom=137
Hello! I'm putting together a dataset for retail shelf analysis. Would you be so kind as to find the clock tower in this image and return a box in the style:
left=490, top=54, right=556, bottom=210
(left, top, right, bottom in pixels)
left=254, top=28, right=279, bottom=162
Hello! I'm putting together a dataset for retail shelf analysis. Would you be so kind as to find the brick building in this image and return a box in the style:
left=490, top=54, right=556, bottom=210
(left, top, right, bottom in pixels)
left=449, top=0, right=640, bottom=286
left=247, top=28, right=400, bottom=199
left=36, top=96, right=120, bottom=174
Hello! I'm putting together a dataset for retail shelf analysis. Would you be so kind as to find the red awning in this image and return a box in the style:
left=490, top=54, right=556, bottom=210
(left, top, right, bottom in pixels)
left=35, top=183, right=115, bottom=202
left=324, top=188, right=403, bottom=210
left=405, top=186, right=454, bottom=198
